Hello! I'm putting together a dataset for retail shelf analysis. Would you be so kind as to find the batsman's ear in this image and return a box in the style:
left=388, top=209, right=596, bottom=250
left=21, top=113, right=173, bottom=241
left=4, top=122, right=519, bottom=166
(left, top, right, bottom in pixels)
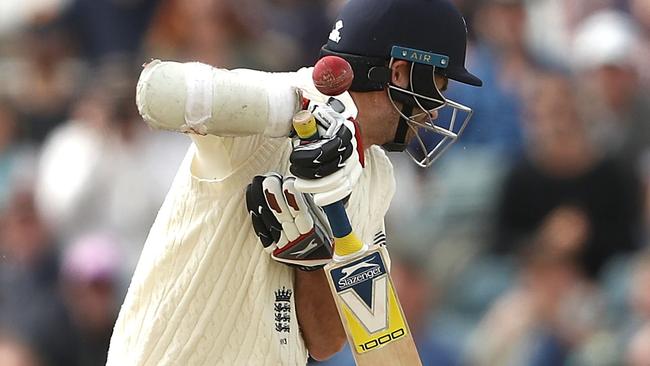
left=390, top=60, right=411, bottom=89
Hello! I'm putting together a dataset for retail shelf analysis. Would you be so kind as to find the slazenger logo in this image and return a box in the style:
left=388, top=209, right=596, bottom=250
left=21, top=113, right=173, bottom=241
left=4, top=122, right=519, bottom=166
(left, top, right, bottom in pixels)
left=329, top=20, right=343, bottom=43
left=337, top=258, right=381, bottom=289
left=331, top=251, right=391, bottom=335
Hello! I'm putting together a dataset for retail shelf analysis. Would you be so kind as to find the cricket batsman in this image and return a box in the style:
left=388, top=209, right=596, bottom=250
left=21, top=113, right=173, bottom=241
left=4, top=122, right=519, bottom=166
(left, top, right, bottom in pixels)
left=106, top=0, right=482, bottom=365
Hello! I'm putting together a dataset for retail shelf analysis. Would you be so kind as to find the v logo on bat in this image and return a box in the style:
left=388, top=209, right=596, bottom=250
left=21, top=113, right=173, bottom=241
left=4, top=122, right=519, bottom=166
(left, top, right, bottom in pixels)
left=329, top=250, right=408, bottom=353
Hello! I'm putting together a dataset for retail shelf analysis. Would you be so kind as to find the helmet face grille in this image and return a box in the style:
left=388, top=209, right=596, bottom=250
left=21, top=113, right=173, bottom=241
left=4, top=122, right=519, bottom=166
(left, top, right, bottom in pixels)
left=404, top=99, right=474, bottom=168
left=387, top=59, right=474, bottom=167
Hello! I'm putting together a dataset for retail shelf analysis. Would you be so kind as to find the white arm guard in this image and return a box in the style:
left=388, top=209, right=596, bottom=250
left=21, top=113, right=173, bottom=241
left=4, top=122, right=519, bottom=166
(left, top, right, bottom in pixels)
left=136, top=60, right=302, bottom=138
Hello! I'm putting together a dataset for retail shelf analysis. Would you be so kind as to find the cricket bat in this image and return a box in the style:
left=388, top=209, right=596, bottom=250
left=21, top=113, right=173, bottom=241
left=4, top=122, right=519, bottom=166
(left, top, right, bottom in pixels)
left=292, top=110, right=422, bottom=366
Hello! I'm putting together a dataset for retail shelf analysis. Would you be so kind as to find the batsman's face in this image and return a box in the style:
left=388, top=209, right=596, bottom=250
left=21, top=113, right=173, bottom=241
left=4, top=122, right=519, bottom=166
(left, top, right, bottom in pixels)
left=394, top=73, right=448, bottom=144
left=352, top=63, right=448, bottom=148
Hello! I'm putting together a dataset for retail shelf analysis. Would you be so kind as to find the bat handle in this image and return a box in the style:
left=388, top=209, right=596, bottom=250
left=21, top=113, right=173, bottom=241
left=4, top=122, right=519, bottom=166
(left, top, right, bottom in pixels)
left=292, top=111, right=366, bottom=260
left=321, top=202, right=365, bottom=259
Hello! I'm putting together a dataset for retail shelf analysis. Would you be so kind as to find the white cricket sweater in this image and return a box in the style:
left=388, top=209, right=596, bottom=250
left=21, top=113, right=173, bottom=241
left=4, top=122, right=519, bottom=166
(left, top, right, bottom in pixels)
left=107, top=72, right=395, bottom=366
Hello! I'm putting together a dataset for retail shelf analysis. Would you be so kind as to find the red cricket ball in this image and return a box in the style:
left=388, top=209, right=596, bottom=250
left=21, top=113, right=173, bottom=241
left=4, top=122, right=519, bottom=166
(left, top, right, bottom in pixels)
left=312, top=56, right=354, bottom=96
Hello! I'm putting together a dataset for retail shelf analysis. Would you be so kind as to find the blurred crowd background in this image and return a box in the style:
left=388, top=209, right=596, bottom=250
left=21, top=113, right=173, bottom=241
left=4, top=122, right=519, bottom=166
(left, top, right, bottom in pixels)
left=1, top=0, right=650, bottom=365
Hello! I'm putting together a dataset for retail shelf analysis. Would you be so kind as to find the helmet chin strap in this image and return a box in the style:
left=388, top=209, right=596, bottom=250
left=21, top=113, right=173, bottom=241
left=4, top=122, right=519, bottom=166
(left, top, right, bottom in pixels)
left=382, top=104, right=412, bottom=152
left=382, top=79, right=420, bottom=152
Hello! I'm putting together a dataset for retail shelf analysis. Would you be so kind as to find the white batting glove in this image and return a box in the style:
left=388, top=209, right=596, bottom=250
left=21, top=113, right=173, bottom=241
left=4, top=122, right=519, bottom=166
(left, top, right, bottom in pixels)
left=290, top=101, right=364, bottom=207
left=246, top=173, right=333, bottom=270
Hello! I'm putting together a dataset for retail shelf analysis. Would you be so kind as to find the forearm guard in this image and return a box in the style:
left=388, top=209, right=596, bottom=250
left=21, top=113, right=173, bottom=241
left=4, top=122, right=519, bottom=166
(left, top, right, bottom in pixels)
left=136, top=60, right=302, bottom=138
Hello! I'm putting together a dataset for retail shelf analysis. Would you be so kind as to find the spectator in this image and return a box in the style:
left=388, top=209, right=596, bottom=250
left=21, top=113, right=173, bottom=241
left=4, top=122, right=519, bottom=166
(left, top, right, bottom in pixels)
left=466, top=247, right=606, bottom=366
left=4, top=22, right=85, bottom=144
left=0, top=99, right=35, bottom=209
left=440, top=0, right=533, bottom=157
left=60, top=233, right=121, bottom=366
left=34, top=69, right=189, bottom=284
left=494, top=70, right=643, bottom=279
left=524, top=0, right=616, bottom=65
left=264, top=0, right=332, bottom=68
left=391, top=252, right=461, bottom=365
left=144, top=0, right=300, bottom=70
left=629, top=0, right=650, bottom=87
left=0, top=189, right=58, bottom=290
left=629, top=251, right=650, bottom=323
left=572, top=10, right=650, bottom=172
left=0, top=332, right=43, bottom=366
left=62, top=0, right=159, bottom=63
left=626, top=322, right=650, bottom=366
left=615, top=250, right=650, bottom=358
left=0, top=189, right=78, bottom=366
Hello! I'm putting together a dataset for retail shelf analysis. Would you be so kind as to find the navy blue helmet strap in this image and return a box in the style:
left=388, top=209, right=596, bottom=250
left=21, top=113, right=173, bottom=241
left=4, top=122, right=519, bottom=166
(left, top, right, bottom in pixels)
left=319, top=47, right=390, bottom=92
left=382, top=104, right=412, bottom=152
left=319, top=46, right=450, bottom=92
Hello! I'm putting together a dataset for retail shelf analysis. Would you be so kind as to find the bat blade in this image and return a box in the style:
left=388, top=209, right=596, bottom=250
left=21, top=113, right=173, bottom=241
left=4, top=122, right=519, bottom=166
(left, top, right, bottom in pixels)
left=325, top=248, right=422, bottom=366
left=292, top=107, right=421, bottom=365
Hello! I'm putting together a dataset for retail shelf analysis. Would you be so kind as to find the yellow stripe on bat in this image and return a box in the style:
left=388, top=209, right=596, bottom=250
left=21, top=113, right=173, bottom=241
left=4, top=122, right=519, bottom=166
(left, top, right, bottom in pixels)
left=334, top=231, right=364, bottom=257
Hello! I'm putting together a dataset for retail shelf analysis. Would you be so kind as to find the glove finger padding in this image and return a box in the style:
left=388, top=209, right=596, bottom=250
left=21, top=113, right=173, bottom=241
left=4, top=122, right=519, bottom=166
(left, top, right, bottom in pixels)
left=292, top=148, right=360, bottom=194
left=249, top=213, right=274, bottom=248
left=246, top=176, right=281, bottom=250
left=261, top=173, right=300, bottom=245
left=289, top=123, right=354, bottom=173
left=301, top=160, right=363, bottom=207
left=289, top=117, right=357, bottom=174
left=273, top=177, right=333, bottom=268
left=246, top=173, right=334, bottom=270
left=282, top=177, right=314, bottom=233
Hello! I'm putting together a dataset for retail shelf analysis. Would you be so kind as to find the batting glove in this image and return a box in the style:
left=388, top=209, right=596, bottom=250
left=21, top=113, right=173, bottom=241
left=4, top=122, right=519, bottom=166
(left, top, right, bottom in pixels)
left=290, top=100, right=364, bottom=207
left=246, top=172, right=334, bottom=271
